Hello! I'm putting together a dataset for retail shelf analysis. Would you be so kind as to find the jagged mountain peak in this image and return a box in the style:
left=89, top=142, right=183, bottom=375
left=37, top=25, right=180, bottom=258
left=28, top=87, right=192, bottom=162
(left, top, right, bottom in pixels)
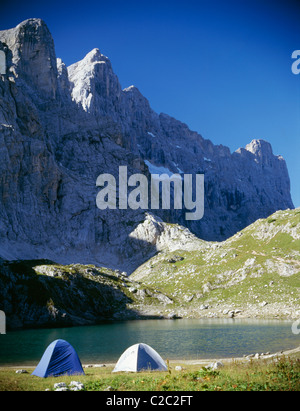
left=84, top=47, right=102, bottom=61
left=245, top=139, right=273, bottom=156
left=0, top=17, right=48, bottom=37
left=0, top=17, right=57, bottom=98
left=67, top=46, right=120, bottom=114
left=123, top=85, right=137, bottom=92
left=16, top=17, right=46, bottom=28
left=68, top=47, right=108, bottom=71
left=0, top=18, right=294, bottom=273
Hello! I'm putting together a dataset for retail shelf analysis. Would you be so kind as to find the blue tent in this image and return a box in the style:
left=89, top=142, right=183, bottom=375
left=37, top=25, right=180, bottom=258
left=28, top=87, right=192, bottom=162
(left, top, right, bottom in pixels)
left=32, top=339, right=85, bottom=378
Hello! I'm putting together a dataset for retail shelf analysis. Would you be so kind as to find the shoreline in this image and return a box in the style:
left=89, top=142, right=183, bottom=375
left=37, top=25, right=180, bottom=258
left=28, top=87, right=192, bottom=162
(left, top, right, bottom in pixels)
left=135, top=303, right=300, bottom=322
left=5, top=310, right=300, bottom=332
left=1, top=345, right=299, bottom=370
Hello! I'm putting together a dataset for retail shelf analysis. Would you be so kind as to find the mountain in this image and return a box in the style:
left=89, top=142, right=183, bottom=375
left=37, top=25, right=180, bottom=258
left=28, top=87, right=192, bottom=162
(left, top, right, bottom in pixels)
left=131, top=208, right=300, bottom=320
left=0, top=18, right=294, bottom=273
left=1, top=208, right=298, bottom=329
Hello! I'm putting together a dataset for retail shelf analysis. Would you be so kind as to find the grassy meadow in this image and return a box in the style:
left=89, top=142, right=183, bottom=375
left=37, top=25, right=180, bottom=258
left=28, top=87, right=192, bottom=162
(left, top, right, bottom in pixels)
left=0, top=353, right=299, bottom=391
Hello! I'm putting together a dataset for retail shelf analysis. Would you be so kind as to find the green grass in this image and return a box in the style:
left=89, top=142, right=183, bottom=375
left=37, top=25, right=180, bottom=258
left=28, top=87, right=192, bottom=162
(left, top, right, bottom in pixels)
left=0, top=355, right=299, bottom=391
left=130, top=209, right=300, bottom=314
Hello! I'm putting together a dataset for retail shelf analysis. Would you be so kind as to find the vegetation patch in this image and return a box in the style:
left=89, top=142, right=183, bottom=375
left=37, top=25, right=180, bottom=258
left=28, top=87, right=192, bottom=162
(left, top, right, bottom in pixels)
left=0, top=355, right=299, bottom=391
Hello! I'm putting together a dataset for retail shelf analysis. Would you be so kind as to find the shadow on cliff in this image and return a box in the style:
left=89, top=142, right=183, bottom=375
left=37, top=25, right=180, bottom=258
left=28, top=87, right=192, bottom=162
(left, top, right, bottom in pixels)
left=0, top=259, right=163, bottom=331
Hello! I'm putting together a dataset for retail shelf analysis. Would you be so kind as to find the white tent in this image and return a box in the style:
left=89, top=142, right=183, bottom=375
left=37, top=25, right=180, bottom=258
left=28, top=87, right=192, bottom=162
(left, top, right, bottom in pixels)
left=112, top=343, right=168, bottom=373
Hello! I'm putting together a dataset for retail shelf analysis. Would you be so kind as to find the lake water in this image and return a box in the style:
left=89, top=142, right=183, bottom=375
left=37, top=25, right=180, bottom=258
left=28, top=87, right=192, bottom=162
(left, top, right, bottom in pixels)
left=0, top=319, right=299, bottom=366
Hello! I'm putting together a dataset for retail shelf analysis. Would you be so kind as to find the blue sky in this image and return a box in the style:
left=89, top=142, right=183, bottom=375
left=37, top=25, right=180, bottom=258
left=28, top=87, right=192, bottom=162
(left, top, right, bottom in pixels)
left=1, top=0, right=300, bottom=207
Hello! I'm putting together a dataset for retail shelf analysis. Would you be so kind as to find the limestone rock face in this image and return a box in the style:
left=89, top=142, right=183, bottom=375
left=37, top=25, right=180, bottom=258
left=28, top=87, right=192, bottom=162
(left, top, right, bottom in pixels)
left=0, top=19, right=58, bottom=98
left=68, top=48, right=122, bottom=116
left=0, top=18, right=294, bottom=273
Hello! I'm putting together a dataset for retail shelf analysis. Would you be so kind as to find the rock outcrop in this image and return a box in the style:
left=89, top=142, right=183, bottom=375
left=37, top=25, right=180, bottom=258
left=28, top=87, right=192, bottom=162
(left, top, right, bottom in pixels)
left=0, top=18, right=294, bottom=273
left=0, top=258, right=174, bottom=329
left=0, top=259, right=123, bottom=329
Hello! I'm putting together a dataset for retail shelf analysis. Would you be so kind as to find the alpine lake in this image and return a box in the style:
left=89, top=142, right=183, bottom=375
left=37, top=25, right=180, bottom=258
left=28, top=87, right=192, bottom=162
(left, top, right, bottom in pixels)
left=0, top=318, right=299, bottom=367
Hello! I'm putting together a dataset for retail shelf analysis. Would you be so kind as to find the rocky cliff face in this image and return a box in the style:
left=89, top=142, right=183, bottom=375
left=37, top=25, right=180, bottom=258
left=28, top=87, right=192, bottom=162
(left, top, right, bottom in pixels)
left=0, top=18, right=294, bottom=273
left=0, top=258, right=174, bottom=329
